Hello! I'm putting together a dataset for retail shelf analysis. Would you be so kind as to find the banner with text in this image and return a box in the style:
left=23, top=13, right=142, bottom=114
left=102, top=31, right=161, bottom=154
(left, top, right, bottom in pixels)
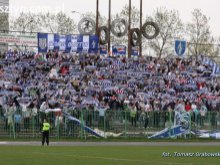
left=38, top=33, right=99, bottom=53
left=112, top=45, right=126, bottom=56
left=0, top=33, right=37, bottom=47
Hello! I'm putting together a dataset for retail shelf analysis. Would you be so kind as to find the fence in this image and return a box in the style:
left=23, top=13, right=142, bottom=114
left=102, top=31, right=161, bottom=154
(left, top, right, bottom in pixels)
left=0, top=108, right=220, bottom=139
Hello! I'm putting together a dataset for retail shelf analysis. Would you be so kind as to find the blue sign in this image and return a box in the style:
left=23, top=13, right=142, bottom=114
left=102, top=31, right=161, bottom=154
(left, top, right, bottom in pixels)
left=65, top=34, right=72, bottom=53
left=100, top=45, right=107, bottom=55
left=112, top=45, right=126, bottom=56
left=53, top=34, right=60, bottom=51
left=38, top=33, right=48, bottom=53
left=175, top=40, right=186, bottom=56
left=89, top=35, right=99, bottom=54
left=131, top=46, right=139, bottom=56
left=38, top=33, right=99, bottom=53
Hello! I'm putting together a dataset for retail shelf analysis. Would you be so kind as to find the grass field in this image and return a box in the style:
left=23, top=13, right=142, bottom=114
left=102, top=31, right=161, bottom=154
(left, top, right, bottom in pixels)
left=0, top=145, right=220, bottom=165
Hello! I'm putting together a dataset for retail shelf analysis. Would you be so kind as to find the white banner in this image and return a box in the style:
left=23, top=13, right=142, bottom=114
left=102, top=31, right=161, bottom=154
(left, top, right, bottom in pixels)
left=47, top=34, right=54, bottom=50
left=0, top=33, right=37, bottom=47
left=83, top=35, right=89, bottom=51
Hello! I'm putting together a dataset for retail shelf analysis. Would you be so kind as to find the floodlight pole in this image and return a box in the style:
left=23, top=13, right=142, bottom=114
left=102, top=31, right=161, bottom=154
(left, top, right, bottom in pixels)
left=139, top=0, right=142, bottom=57
left=108, top=0, right=111, bottom=56
left=128, top=0, right=131, bottom=58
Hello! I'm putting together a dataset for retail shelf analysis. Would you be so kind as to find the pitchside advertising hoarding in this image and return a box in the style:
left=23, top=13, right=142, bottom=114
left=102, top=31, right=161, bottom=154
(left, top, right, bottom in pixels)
left=0, top=33, right=38, bottom=47
left=38, top=33, right=99, bottom=53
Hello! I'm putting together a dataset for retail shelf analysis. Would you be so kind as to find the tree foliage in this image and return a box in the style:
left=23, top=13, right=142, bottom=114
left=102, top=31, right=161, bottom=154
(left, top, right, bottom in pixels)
left=186, top=9, right=218, bottom=57
left=39, top=12, right=76, bottom=34
left=8, top=7, right=219, bottom=58
left=10, top=12, right=76, bottom=34
left=10, top=12, right=41, bottom=33
left=145, top=8, right=183, bottom=57
left=0, top=13, right=9, bottom=31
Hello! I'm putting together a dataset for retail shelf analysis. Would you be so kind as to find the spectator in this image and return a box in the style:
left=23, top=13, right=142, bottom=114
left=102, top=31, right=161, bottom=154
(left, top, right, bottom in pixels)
left=130, top=103, right=137, bottom=127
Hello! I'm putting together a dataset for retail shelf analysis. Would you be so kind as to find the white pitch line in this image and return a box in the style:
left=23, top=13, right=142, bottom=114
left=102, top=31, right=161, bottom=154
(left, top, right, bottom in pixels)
left=0, top=142, right=7, bottom=145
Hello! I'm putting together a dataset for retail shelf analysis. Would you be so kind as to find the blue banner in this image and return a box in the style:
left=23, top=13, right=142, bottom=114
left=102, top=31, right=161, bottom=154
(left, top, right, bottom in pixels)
left=202, top=56, right=220, bottom=76
left=53, top=34, right=60, bottom=51
left=62, top=111, right=104, bottom=138
left=131, top=46, right=139, bottom=56
left=38, top=33, right=48, bottom=53
left=100, top=45, right=107, bottom=55
left=65, top=35, right=72, bottom=53
left=112, top=45, right=126, bottom=56
left=149, top=125, right=187, bottom=139
left=89, top=35, right=99, bottom=50
left=149, top=111, right=190, bottom=139
left=38, top=33, right=99, bottom=54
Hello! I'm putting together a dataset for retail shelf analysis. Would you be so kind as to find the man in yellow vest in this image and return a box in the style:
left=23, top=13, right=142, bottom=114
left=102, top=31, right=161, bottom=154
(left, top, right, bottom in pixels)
left=42, top=119, right=50, bottom=146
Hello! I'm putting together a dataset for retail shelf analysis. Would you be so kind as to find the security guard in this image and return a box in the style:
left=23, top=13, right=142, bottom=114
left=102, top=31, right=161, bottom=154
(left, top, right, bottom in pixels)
left=42, top=119, right=50, bottom=146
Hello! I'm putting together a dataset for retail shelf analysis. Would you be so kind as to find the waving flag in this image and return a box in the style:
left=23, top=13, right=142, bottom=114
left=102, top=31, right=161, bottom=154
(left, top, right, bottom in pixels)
left=201, top=56, right=220, bottom=76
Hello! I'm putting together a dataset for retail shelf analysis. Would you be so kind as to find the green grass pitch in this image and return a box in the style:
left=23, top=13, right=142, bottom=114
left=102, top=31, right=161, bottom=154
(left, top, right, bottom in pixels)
left=0, top=145, right=220, bottom=165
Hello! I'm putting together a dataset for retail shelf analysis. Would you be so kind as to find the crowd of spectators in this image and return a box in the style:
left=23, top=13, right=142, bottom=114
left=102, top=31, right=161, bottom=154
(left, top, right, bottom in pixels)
left=0, top=50, right=220, bottom=131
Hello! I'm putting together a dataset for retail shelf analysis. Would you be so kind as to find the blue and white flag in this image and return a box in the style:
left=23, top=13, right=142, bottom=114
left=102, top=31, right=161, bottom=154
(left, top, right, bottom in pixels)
left=62, top=111, right=104, bottom=138
left=212, top=63, right=220, bottom=76
left=149, top=111, right=191, bottom=139
left=175, top=40, right=187, bottom=57
left=202, top=56, right=220, bottom=76
left=38, top=33, right=99, bottom=53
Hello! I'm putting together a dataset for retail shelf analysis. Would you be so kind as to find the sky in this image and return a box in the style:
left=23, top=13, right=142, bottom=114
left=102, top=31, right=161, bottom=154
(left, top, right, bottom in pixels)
left=8, top=0, right=220, bottom=37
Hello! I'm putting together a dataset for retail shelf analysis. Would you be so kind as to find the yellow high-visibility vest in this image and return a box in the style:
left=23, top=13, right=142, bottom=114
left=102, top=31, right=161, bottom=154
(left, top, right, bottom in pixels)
left=42, top=122, right=50, bottom=131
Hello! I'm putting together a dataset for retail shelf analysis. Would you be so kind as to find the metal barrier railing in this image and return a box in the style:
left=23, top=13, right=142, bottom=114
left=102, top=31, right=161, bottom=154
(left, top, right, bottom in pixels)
left=0, top=108, right=219, bottom=139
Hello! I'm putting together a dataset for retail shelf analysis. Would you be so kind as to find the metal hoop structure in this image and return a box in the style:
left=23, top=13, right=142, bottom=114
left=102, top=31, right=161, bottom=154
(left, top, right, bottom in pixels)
left=130, top=28, right=142, bottom=46
left=111, top=18, right=128, bottom=37
left=78, top=17, right=96, bottom=35
left=98, top=26, right=109, bottom=45
left=141, top=21, right=160, bottom=39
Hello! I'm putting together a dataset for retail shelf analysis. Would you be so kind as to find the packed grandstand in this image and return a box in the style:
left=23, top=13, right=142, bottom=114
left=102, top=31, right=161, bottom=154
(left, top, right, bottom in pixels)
left=0, top=50, right=220, bottom=137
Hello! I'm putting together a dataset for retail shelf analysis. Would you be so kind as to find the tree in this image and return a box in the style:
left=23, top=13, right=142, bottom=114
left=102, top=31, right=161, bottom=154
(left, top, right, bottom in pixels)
left=40, top=12, right=77, bottom=34
left=186, top=9, right=217, bottom=57
left=144, top=8, right=183, bottom=58
left=10, top=12, right=41, bottom=33
left=0, top=13, right=9, bottom=31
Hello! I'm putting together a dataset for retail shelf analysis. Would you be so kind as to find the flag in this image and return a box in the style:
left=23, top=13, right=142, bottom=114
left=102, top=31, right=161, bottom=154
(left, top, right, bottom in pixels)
left=38, top=33, right=99, bottom=53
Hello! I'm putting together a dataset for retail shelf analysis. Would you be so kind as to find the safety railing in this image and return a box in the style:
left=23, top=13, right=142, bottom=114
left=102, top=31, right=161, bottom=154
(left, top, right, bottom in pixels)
left=0, top=108, right=219, bottom=139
